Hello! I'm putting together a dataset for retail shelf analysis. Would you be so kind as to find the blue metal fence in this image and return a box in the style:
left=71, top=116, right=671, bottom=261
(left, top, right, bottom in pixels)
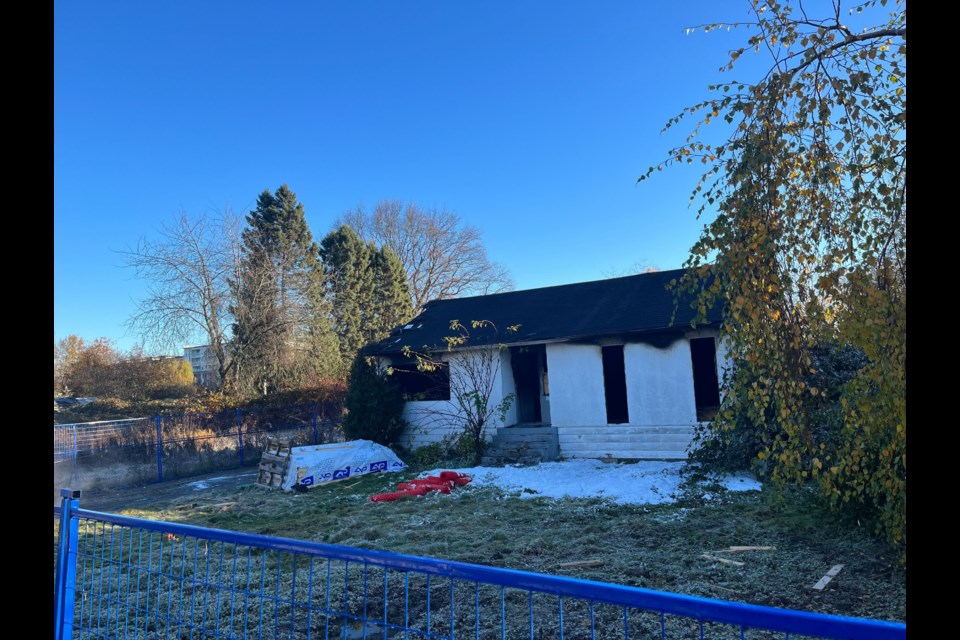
left=53, top=490, right=906, bottom=640
left=53, top=401, right=344, bottom=488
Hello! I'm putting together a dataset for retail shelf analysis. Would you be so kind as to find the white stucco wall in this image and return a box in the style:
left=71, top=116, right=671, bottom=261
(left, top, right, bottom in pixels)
left=624, top=340, right=698, bottom=425
left=399, top=330, right=725, bottom=458
left=544, top=334, right=721, bottom=459
left=544, top=344, right=607, bottom=427
left=540, top=389, right=551, bottom=424
left=681, top=327, right=729, bottom=401
left=400, top=349, right=514, bottom=449
left=715, top=334, right=733, bottom=401
left=499, top=348, right=518, bottom=427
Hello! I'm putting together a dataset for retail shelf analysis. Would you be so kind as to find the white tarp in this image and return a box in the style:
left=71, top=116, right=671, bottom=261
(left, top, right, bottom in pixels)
left=281, top=440, right=407, bottom=491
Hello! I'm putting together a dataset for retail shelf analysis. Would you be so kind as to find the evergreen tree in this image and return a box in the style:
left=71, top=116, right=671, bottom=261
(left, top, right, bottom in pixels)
left=232, top=185, right=337, bottom=394
left=371, top=245, right=414, bottom=339
left=342, top=354, right=407, bottom=445
left=320, top=225, right=415, bottom=368
left=302, top=246, right=342, bottom=382
left=320, top=225, right=376, bottom=366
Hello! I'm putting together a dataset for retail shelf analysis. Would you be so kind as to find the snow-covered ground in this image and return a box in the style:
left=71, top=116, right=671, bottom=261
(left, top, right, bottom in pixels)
left=424, top=459, right=761, bottom=506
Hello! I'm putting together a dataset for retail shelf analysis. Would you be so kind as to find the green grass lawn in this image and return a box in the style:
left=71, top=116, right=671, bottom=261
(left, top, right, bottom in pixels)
left=86, top=464, right=904, bottom=624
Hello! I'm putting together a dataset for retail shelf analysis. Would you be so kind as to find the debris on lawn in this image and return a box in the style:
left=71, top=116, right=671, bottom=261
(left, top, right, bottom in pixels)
left=701, top=554, right=746, bottom=567
left=370, top=471, right=472, bottom=503
left=699, top=545, right=773, bottom=568
left=556, top=559, right=605, bottom=569
left=812, top=564, right=844, bottom=590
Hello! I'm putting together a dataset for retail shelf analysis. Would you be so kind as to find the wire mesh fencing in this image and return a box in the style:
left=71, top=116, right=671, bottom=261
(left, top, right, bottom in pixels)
left=53, top=493, right=906, bottom=640
left=53, top=401, right=344, bottom=493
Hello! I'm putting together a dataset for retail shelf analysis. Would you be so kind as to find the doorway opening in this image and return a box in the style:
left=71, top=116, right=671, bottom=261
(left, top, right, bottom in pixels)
left=511, top=346, right=545, bottom=424
left=602, top=345, right=629, bottom=424
left=690, top=337, right=721, bottom=421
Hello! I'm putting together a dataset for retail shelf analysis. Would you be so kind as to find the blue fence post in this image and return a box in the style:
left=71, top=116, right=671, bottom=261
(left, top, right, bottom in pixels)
left=312, top=402, right=319, bottom=445
left=237, top=408, right=245, bottom=466
left=54, top=488, right=81, bottom=640
left=155, top=415, right=163, bottom=482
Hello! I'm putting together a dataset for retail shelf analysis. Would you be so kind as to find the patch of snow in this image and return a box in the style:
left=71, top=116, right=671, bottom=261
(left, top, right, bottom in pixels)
left=184, top=473, right=253, bottom=491
left=716, top=473, right=763, bottom=492
left=423, top=460, right=761, bottom=506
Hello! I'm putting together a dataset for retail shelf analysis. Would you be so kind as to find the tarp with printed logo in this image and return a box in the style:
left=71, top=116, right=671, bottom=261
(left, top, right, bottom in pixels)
left=280, top=439, right=407, bottom=491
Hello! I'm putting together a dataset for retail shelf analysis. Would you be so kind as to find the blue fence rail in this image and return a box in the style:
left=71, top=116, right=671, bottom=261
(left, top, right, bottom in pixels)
left=53, top=401, right=344, bottom=488
left=53, top=490, right=906, bottom=640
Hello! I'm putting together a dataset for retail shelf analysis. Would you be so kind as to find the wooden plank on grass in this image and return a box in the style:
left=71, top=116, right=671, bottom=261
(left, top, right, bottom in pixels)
left=812, top=564, right=844, bottom=590
left=701, top=554, right=745, bottom=567
left=556, top=560, right=605, bottom=569
left=725, top=546, right=776, bottom=553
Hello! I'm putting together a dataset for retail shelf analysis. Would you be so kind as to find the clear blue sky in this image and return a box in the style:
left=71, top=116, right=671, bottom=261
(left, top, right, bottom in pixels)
left=55, top=1, right=761, bottom=353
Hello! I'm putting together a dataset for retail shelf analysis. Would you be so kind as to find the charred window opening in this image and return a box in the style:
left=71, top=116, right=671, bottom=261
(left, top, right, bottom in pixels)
left=602, top=345, right=629, bottom=424
left=690, top=337, right=721, bottom=421
left=390, top=363, right=450, bottom=401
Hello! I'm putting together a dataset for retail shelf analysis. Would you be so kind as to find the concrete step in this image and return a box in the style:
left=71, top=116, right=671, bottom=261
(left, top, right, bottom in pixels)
left=494, top=427, right=558, bottom=441
left=480, top=455, right=542, bottom=467
left=483, top=425, right=561, bottom=466
left=492, top=437, right=557, bottom=447
left=486, top=443, right=556, bottom=456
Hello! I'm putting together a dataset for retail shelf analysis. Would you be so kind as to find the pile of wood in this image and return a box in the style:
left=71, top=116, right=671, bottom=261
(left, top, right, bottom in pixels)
left=256, top=438, right=292, bottom=489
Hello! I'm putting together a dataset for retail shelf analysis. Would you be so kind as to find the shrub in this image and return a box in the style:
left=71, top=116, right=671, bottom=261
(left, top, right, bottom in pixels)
left=400, top=432, right=483, bottom=470
left=691, top=339, right=870, bottom=474
left=404, top=442, right=447, bottom=468
left=342, top=354, right=407, bottom=445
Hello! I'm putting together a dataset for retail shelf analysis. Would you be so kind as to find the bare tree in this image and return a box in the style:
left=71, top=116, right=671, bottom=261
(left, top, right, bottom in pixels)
left=400, top=320, right=516, bottom=464
left=339, top=200, right=514, bottom=311
left=123, top=209, right=241, bottom=390
left=602, top=260, right=660, bottom=279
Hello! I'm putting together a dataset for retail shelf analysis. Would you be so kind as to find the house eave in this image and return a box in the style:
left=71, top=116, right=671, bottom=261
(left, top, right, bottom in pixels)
left=370, top=321, right=723, bottom=357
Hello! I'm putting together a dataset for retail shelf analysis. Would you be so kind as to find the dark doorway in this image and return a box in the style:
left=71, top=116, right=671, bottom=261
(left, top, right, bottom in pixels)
left=511, top=347, right=542, bottom=424
left=602, top=345, right=629, bottom=424
left=690, top=337, right=721, bottom=420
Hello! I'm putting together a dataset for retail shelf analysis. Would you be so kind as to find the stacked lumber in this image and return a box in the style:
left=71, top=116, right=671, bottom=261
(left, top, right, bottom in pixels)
left=256, top=438, right=292, bottom=489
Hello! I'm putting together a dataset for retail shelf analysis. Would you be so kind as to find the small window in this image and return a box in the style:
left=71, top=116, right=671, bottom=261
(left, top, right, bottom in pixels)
left=390, top=363, right=450, bottom=401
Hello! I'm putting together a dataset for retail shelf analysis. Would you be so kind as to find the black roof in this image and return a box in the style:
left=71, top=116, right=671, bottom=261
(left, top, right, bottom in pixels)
left=368, top=268, right=721, bottom=356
